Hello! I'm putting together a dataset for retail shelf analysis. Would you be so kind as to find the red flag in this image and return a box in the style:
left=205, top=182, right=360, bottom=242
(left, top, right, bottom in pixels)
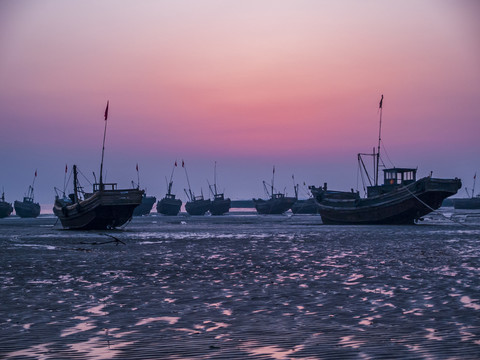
left=104, top=100, right=109, bottom=120
left=174, top=161, right=177, bottom=167
left=65, top=164, right=68, bottom=174
left=136, top=163, right=139, bottom=172
left=379, top=94, right=383, bottom=109
left=182, top=160, right=184, bottom=168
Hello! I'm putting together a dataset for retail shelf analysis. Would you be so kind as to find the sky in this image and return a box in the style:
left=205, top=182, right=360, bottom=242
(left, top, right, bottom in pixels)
left=1, top=0, right=479, bottom=205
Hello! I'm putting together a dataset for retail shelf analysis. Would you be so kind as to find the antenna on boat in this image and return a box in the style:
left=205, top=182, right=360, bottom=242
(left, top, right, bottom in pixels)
left=292, top=174, right=298, bottom=199
left=375, top=95, right=383, bottom=186
left=135, top=163, right=140, bottom=189
left=99, top=100, right=109, bottom=190
left=472, top=173, right=477, bottom=198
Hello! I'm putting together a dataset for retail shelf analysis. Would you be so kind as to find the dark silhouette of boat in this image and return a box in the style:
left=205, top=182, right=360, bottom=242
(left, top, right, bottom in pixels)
left=14, top=171, right=41, bottom=218
left=0, top=190, right=13, bottom=218
left=253, top=167, right=296, bottom=214
left=452, top=173, right=480, bottom=209
left=53, top=102, right=143, bottom=229
left=183, top=160, right=211, bottom=216
left=291, top=176, right=319, bottom=214
left=132, top=164, right=156, bottom=216
left=309, top=95, right=461, bottom=225
left=157, top=161, right=182, bottom=216
left=133, top=193, right=157, bottom=216
left=208, top=162, right=231, bottom=215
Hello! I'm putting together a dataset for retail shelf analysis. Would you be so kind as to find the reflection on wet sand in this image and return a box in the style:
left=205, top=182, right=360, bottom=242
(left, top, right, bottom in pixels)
left=1, top=212, right=480, bottom=358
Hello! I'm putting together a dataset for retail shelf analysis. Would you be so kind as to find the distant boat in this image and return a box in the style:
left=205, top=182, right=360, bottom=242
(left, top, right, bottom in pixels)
left=309, top=95, right=461, bottom=225
left=291, top=176, right=319, bottom=214
left=132, top=164, right=156, bottom=216
left=208, top=161, right=231, bottom=215
left=53, top=102, right=143, bottom=229
left=0, top=190, right=13, bottom=218
left=253, top=167, right=296, bottom=214
left=453, top=173, right=480, bottom=209
left=183, top=160, right=211, bottom=216
left=14, top=171, right=41, bottom=218
left=157, top=161, right=182, bottom=216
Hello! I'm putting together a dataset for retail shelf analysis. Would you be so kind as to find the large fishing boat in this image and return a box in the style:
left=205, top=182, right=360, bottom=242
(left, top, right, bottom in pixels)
left=183, top=160, right=211, bottom=216
left=290, top=176, right=319, bottom=214
left=14, top=171, right=41, bottom=218
left=309, top=95, right=461, bottom=225
left=0, top=190, right=13, bottom=218
left=452, top=173, right=480, bottom=209
left=132, top=164, right=156, bottom=216
left=208, top=162, right=231, bottom=215
left=53, top=102, right=143, bottom=229
left=157, top=161, right=182, bottom=216
left=253, top=167, right=296, bottom=214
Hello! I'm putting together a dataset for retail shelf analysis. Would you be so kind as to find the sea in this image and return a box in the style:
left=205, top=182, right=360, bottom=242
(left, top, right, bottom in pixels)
left=1, top=208, right=479, bottom=359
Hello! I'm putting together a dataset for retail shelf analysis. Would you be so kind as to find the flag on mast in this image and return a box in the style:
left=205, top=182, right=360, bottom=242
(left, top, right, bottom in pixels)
left=175, top=160, right=177, bottom=167
left=182, top=160, right=185, bottom=167
left=104, top=101, right=109, bottom=120
left=379, top=95, right=384, bottom=109
left=65, top=164, right=68, bottom=173
left=136, top=163, right=139, bottom=172
left=35, top=170, right=37, bottom=177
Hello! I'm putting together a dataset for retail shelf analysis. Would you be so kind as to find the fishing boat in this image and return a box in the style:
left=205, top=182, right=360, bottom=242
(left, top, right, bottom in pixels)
left=291, top=176, right=319, bottom=214
left=183, top=160, right=211, bottom=216
left=0, top=190, right=13, bottom=218
left=309, top=95, right=461, bottom=225
left=157, top=161, right=182, bottom=216
left=452, top=173, right=480, bottom=209
left=53, top=102, right=143, bottom=229
left=208, top=161, right=231, bottom=215
left=253, top=167, right=296, bottom=214
left=14, top=171, right=41, bottom=218
left=132, top=164, right=156, bottom=216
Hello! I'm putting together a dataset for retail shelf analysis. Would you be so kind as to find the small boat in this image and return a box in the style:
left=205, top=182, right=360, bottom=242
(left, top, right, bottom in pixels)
left=183, top=160, right=211, bottom=216
left=157, top=161, right=182, bottom=216
left=452, top=173, right=480, bottom=209
left=291, top=176, right=319, bottom=214
left=208, top=162, right=231, bottom=215
left=253, top=167, right=296, bottom=214
left=0, top=190, right=13, bottom=218
left=14, top=171, right=41, bottom=218
left=53, top=102, right=143, bottom=229
left=132, top=164, right=156, bottom=216
left=309, top=95, right=461, bottom=225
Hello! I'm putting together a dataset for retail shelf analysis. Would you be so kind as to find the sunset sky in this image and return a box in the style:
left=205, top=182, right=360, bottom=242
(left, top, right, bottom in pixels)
left=1, top=0, right=479, bottom=205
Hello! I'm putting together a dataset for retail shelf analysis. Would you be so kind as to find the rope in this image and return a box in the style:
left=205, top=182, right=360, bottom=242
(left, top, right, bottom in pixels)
left=402, top=184, right=469, bottom=226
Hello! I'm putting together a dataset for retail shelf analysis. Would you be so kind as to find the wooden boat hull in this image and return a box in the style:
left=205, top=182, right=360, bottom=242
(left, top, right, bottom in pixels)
left=312, top=177, right=461, bottom=225
left=452, top=197, right=480, bottom=210
left=53, top=189, right=143, bottom=230
left=14, top=200, right=41, bottom=218
left=291, top=198, right=319, bottom=214
left=133, top=195, right=156, bottom=216
left=185, top=199, right=211, bottom=216
left=253, top=197, right=296, bottom=214
left=210, top=198, right=231, bottom=215
left=157, top=197, right=182, bottom=216
left=0, top=201, right=13, bottom=218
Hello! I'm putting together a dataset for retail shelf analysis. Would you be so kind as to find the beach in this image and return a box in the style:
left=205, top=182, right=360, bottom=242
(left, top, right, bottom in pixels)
left=1, top=211, right=480, bottom=359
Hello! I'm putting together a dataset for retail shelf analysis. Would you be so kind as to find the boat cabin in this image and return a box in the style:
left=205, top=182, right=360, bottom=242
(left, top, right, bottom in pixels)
left=93, top=183, right=118, bottom=191
left=367, top=168, right=417, bottom=197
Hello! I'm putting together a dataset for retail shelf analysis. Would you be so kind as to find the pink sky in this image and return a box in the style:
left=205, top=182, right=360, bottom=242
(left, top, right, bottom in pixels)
left=1, top=0, right=479, bottom=203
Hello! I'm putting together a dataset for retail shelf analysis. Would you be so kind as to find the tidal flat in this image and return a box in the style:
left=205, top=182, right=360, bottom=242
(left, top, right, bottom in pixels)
left=1, top=211, right=479, bottom=359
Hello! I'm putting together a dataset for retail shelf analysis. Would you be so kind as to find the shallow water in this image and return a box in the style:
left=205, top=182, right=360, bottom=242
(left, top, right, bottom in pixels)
left=1, top=210, right=480, bottom=359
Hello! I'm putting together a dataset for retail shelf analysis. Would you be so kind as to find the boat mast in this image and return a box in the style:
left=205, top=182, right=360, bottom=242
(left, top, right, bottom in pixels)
left=472, top=173, right=477, bottom=198
left=272, top=166, right=275, bottom=197
left=375, top=95, right=383, bottom=186
left=214, top=161, right=218, bottom=195
left=168, top=161, right=177, bottom=195
left=73, top=165, right=79, bottom=203
left=182, top=160, right=193, bottom=200
left=99, top=100, right=109, bottom=190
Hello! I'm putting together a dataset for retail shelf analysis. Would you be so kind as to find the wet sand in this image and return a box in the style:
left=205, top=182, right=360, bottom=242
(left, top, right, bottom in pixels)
left=1, top=211, right=480, bottom=359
